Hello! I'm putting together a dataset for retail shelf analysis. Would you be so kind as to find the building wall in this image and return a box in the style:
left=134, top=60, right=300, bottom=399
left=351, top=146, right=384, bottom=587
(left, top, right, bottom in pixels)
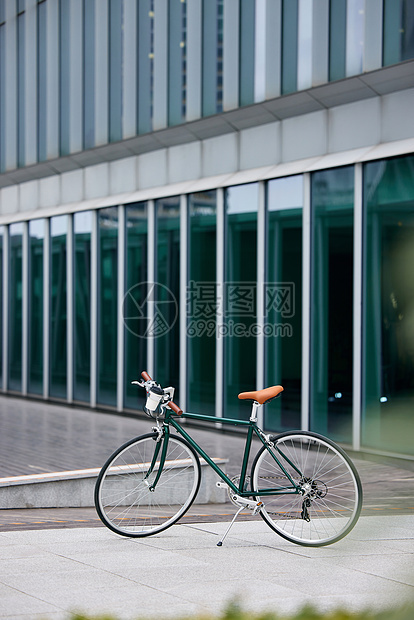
left=1, top=0, right=414, bottom=460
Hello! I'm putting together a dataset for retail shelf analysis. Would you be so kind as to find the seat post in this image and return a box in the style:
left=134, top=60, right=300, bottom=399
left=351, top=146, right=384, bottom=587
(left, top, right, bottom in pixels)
left=250, top=401, right=260, bottom=422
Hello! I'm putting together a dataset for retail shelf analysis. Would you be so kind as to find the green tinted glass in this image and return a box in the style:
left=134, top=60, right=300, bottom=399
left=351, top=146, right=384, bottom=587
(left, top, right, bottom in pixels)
left=9, top=224, right=23, bottom=391
left=265, top=176, right=303, bottom=432
left=311, top=167, right=354, bottom=443
left=363, top=155, right=414, bottom=456
left=98, top=208, right=118, bottom=406
left=225, top=183, right=258, bottom=420
left=125, top=203, right=148, bottom=410
left=188, top=191, right=217, bottom=414
left=28, top=220, right=44, bottom=395
left=50, top=216, right=67, bottom=399
left=74, top=212, right=92, bottom=403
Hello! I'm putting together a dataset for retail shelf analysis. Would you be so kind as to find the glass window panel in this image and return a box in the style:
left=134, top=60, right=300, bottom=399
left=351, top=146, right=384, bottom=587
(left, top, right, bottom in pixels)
left=98, top=208, right=118, bottom=406
left=346, top=0, right=365, bottom=76
left=17, top=8, right=25, bottom=167
left=28, top=220, right=44, bottom=395
left=329, top=0, right=346, bottom=81
left=59, top=0, right=70, bottom=155
left=311, top=167, right=354, bottom=443
left=363, top=155, right=414, bottom=456
left=9, top=223, right=23, bottom=392
left=0, top=14, right=5, bottom=171
left=265, top=176, right=303, bottom=432
left=124, top=203, right=148, bottom=410
left=37, top=1, right=47, bottom=161
left=155, top=197, right=180, bottom=398
left=202, top=0, right=223, bottom=116
left=50, top=216, right=67, bottom=399
left=0, top=226, right=3, bottom=382
left=138, top=0, right=153, bottom=134
left=225, top=183, right=258, bottom=420
left=83, top=0, right=95, bottom=149
left=383, top=0, right=414, bottom=66
left=168, top=0, right=187, bottom=126
left=109, top=0, right=122, bottom=142
left=239, top=0, right=255, bottom=106
left=74, top=211, right=92, bottom=403
left=188, top=191, right=217, bottom=415
left=281, top=0, right=298, bottom=94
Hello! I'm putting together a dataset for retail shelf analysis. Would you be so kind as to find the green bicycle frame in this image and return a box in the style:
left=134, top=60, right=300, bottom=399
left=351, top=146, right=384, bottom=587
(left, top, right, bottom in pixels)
left=152, top=408, right=303, bottom=498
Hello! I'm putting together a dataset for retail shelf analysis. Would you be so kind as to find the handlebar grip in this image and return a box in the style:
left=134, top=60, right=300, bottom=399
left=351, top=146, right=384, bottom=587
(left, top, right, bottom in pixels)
left=141, top=370, right=183, bottom=415
left=168, top=401, right=183, bottom=415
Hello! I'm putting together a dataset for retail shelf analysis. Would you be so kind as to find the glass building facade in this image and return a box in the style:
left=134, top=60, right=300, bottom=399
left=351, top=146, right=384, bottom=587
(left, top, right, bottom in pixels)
left=1, top=0, right=414, bottom=461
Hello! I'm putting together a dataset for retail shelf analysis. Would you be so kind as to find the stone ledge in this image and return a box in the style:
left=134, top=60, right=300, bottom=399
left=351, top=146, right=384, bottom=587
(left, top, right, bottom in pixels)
left=0, top=458, right=228, bottom=509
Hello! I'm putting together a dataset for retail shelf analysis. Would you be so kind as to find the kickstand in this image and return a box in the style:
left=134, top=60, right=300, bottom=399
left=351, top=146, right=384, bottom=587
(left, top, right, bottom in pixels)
left=217, top=506, right=244, bottom=547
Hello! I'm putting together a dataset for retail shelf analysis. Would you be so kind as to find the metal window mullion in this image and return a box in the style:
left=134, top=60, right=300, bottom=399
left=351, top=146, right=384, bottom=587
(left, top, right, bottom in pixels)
left=256, top=181, right=266, bottom=427
left=67, top=213, right=74, bottom=403
left=215, top=188, right=225, bottom=421
left=179, top=194, right=188, bottom=412
left=43, top=218, right=50, bottom=398
left=22, top=221, right=29, bottom=395
left=147, top=200, right=156, bottom=375
left=301, top=172, right=311, bottom=431
left=90, top=209, right=98, bottom=408
left=117, top=204, right=126, bottom=411
left=353, top=163, right=363, bottom=451
left=2, top=226, right=9, bottom=391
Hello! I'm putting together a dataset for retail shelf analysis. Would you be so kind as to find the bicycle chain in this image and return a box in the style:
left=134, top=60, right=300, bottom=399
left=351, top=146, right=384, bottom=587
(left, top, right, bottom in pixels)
left=256, top=475, right=304, bottom=519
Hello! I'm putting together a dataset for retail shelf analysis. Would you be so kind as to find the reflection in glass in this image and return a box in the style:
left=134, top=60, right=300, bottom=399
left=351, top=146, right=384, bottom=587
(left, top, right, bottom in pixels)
left=98, top=208, right=118, bottom=406
left=202, top=0, right=224, bottom=116
left=28, top=220, right=44, bottom=395
left=125, top=203, right=148, bottom=410
left=265, top=176, right=303, bottom=432
left=329, top=0, right=346, bottom=81
left=281, top=0, right=298, bottom=94
left=168, top=0, right=187, bottom=125
left=188, top=191, right=217, bottom=414
left=225, top=183, right=258, bottom=420
left=346, top=0, right=365, bottom=76
left=0, top=227, right=3, bottom=382
left=74, top=212, right=92, bottom=402
left=363, top=155, right=414, bottom=456
left=155, top=197, right=180, bottom=399
left=50, top=216, right=67, bottom=398
left=383, top=0, right=414, bottom=66
left=9, top=224, right=23, bottom=391
left=311, top=167, right=354, bottom=443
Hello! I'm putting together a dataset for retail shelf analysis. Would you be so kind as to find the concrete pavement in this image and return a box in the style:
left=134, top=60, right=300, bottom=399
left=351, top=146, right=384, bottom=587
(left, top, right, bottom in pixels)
left=0, top=514, right=413, bottom=620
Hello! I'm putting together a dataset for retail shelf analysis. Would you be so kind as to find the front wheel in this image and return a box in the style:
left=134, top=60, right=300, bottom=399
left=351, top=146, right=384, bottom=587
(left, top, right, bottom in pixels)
left=95, top=433, right=201, bottom=537
left=251, top=431, right=362, bottom=546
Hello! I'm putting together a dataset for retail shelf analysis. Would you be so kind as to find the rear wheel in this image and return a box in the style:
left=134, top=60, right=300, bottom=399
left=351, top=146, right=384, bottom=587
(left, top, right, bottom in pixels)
left=251, top=431, right=362, bottom=546
left=95, top=433, right=201, bottom=537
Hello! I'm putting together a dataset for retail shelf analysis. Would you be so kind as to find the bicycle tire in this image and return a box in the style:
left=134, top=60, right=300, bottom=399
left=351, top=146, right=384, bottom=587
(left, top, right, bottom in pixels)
left=251, top=430, right=362, bottom=547
left=95, top=432, right=201, bottom=537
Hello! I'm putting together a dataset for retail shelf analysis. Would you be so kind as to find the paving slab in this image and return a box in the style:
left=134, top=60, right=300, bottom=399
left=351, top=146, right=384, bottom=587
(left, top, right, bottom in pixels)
left=0, top=515, right=413, bottom=620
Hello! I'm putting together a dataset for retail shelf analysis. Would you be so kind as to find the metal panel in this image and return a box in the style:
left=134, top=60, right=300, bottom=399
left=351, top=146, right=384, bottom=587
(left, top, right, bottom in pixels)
left=215, top=188, right=225, bottom=421
left=90, top=209, right=98, bottom=407
left=2, top=226, right=9, bottom=390
left=301, top=172, right=311, bottom=431
left=256, top=181, right=266, bottom=427
left=352, top=163, right=363, bottom=451
left=223, top=0, right=239, bottom=111
left=94, top=0, right=109, bottom=146
left=147, top=200, right=155, bottom=375
left=43, top=218, right=50, bottom=398
left=122, top=0, right=137, bottom=139
left=4, top=0, right=17, bottom=170
left=186, top=0, right=202, bottom=121
left=153, top=0, right=168, bottom=130
left=364, top=0, right=383, bottom=72
left=66, top=214, right=74, bottom=402
left=179, top=194, right=188, bottom=412
left=22, top=221, right=28, bottom=395
left=117, top=204, right=125, bottom=411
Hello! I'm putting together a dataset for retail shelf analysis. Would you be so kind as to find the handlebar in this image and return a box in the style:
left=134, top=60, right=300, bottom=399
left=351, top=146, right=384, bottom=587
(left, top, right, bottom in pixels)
left=140, top=371, right=183, bottom=415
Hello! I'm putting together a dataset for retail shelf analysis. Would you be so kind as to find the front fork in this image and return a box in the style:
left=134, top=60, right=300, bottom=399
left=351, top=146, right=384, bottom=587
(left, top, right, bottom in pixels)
left=144, top=424, right=169, bottom=491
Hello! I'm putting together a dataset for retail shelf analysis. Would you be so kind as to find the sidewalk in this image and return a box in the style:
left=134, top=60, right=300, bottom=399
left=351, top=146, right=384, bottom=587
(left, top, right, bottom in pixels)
left=0, top=514, right=413, bottom=619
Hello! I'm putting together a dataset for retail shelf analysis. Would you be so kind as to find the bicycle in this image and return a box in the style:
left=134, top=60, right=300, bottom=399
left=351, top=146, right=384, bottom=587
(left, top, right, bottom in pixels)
left=94, top=371, right=363, bottom=547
